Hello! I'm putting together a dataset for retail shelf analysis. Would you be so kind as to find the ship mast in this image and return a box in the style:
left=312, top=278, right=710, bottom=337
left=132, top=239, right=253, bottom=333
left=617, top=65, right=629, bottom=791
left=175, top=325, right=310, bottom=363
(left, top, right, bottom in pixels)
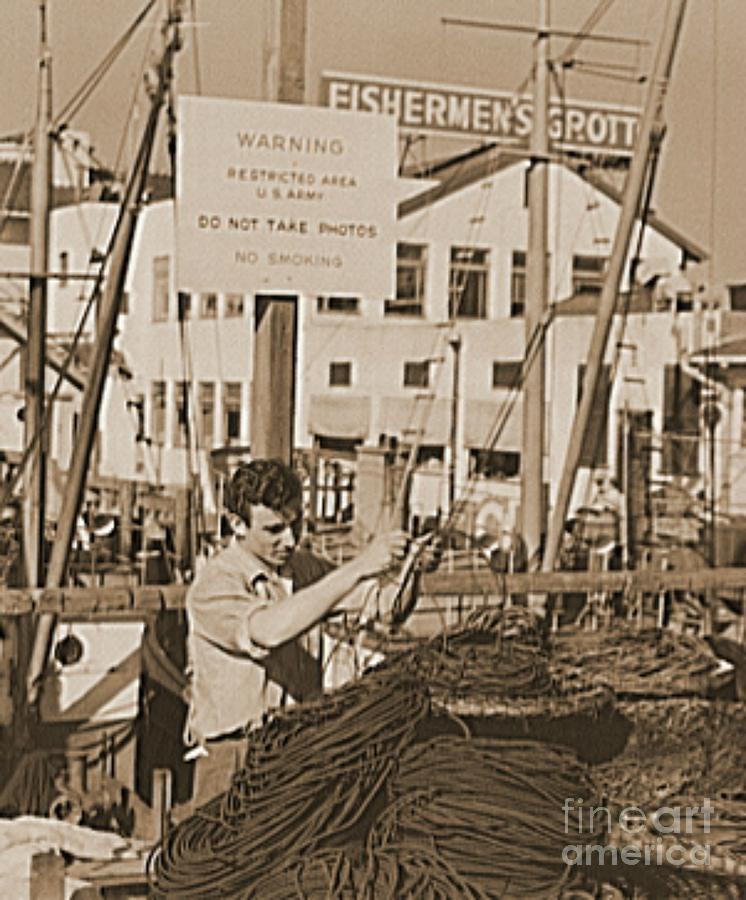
left=23, top=0, right=53, bottom=588
left=521, top=0, right=550, bottom=569
left=542, top=0, right=688, bottom=571
left=25, top=0, right=187, bottom=706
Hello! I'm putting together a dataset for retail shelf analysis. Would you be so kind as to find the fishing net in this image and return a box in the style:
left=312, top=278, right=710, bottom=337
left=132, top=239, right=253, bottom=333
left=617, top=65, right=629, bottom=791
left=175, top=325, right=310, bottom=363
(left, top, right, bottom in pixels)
left=384, top=605, right=614, bottom=720
left=549, top=626, right=720, bottom=698
left=594, top=699, right=746, bottom=808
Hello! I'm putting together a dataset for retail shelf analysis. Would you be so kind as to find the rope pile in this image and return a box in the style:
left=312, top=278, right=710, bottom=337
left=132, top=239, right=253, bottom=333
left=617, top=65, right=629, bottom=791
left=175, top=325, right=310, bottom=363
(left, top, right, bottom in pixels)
left=148, top=668, right=428, bottom=897
left=369, top=736, right=600, bottom=898
left=148, top=607, right=739, bottom=898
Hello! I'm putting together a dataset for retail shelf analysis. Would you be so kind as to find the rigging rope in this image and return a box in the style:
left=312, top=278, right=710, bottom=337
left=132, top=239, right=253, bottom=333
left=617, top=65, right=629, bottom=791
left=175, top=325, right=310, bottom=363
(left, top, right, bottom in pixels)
left=53, top=0, right=159, bottom=131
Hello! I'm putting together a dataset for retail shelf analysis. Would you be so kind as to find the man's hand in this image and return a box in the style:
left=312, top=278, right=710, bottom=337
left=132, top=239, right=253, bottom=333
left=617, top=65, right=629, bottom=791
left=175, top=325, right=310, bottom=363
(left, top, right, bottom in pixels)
left=355, top=530, right=410, bottom=579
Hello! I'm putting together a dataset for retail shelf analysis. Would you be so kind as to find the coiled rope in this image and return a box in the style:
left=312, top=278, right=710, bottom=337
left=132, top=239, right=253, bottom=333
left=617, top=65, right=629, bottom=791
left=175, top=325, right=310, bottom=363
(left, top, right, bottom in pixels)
left=147, top=667, right=429, bottom=897
left=148, top=609, right=728, bottom=898
left=368, top=736, right=599, bottom=899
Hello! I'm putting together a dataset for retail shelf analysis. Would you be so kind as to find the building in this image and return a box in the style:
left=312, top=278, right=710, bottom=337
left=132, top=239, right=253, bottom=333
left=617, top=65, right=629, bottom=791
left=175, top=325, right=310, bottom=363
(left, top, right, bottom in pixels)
left=5, top=143, right=737, bottom=557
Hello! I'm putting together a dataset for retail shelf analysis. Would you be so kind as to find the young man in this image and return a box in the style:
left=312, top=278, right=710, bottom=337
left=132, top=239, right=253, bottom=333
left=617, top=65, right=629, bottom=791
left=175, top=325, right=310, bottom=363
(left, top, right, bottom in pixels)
left=184, top=458, right=409, bottom=806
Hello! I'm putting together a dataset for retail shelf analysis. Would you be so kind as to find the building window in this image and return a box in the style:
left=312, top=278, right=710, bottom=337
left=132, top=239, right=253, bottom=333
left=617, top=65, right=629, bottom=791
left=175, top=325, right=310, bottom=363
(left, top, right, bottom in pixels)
left=417, top=445, right=444, bottom=465
left=317, top=295, right=360, bottom=314
left=222, top=382, right=242, bottom=444
left=128, top=394, right=145, bottom=441
left=577, top=364, right=611, bottom=467
left=225, top=293, right=244, bottom=317
left=386, top=243, right=426, bottom=316
left=493, top=360, right=522, bottom=389
left=573, top=254, right=607, bottom=296
left=59, top=251, right=69, bottom=288
left=177, top=291, right=191, bottom=321
left=173, top=381, right=189, bottom=448
left=152, top=255, right=170, bottom=321
left=469, top=448, right=520, bottom=479
left=510, top=250, right=526, bottom=317
left=449, top=247, right=488, bottom=318
left=729, top=284, right=746, bottom=311
left=151, top=380, right=166, bottom=444
left=198, top=382, right=215, bottom=446
left=662, top=364, right=700, bottom=475
left=200, top=292, right=218, bottom=318
left=403, top=360, right=430, bottom=388
left=329, top=361, right=352, bottom=387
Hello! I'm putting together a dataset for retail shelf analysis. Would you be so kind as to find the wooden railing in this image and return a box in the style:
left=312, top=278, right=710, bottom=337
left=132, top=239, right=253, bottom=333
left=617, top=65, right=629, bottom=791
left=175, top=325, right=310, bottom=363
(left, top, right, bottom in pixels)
left=0, top=567, right=743, bottom=629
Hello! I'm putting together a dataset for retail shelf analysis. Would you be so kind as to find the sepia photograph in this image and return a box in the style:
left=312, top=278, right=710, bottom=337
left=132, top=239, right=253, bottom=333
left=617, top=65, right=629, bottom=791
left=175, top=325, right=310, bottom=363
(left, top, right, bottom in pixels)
left=0, top=0, right=745, bottom=896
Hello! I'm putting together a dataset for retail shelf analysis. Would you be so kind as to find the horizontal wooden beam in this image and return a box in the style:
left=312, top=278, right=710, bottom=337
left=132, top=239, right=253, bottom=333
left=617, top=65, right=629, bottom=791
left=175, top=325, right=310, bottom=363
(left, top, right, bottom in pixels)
left=0, top=567, right=744, bottom=617
left=421, top=567, right=746, bottom=595
left=0, top=584, right=187, bottom=616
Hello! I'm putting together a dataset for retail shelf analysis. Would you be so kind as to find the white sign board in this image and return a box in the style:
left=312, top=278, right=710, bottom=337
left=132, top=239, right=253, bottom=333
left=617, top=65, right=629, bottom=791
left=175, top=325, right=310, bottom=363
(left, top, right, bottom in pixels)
left=176, top=96, right=398, bottom=296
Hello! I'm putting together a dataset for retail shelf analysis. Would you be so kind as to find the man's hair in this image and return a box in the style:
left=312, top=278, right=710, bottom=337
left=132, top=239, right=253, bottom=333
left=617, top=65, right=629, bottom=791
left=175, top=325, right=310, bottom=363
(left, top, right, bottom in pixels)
left=225, top=459, right=302, bottom=524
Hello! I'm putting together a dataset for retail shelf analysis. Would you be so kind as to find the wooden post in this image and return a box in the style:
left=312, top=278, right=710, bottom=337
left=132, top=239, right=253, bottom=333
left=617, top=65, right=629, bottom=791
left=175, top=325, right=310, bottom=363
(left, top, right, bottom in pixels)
left=251, top=0, right=307, bottom=464
left=152, top=767, right=173, bottom=841
left=30, top=851, right=64, bottom=900
left=448, top=335, right=461, bottom=515
left=251, top=296, right=297, bottom=461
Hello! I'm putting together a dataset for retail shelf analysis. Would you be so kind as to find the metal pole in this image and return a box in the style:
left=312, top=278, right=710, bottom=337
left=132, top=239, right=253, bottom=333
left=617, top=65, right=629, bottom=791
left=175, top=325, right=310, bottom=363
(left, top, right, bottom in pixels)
left=448, top=334, right=461, bottom=514
left=23, top=0, right=52, bottom=588
left=543, top=0, right=688, bottom=571
left=520, top=0, right=549, bottom=566
left=26, top=6, right=185, bottom=705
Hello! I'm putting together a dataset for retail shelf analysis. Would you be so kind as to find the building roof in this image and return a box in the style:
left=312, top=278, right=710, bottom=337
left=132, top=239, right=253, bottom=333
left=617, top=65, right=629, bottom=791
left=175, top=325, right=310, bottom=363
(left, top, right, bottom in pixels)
left=397, top=144, right=708, bottom=264
left=691, top=312, right=746, bottom=360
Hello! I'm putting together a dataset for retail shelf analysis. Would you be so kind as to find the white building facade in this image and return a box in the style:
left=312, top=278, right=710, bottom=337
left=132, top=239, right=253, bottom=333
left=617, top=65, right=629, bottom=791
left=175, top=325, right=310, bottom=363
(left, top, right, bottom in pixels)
left=8, top=150, right=746, bottom=546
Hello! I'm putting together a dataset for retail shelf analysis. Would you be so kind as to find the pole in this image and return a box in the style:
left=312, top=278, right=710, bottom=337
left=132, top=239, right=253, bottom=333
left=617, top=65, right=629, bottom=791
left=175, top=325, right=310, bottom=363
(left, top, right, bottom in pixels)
left=23, top=0, right=53, bottom=588
left=448, top=334, right=461, bottom=514
left=26, top=5, right=185, bottom=705
left=543, top=0, right=688, bottom=571
left=252, top=0, right=305, bottom=463
left=520, top=0, right=549, bottom=567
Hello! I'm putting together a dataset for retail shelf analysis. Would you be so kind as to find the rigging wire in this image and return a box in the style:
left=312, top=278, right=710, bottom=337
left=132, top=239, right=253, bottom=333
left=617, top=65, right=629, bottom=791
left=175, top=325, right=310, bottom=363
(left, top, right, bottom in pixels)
left=111, top=3, right=163, bottom=177
left=189, top=0, right=203, bottom=95
left=0, top=80, right=165, bottom=512
left=423, top=0, right=631, bottom=543
left=0, top=262, right=103, bottom=512
left=52, top=0, right=159, bottom=131
left=553, top=0, right=617, bottom=68
left=0, top=345, right=21, bottom=377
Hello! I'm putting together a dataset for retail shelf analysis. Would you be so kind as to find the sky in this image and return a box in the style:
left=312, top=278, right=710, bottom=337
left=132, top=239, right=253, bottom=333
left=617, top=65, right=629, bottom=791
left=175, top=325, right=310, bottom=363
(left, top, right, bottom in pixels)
left=2, top=0, right=745, bottom=288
